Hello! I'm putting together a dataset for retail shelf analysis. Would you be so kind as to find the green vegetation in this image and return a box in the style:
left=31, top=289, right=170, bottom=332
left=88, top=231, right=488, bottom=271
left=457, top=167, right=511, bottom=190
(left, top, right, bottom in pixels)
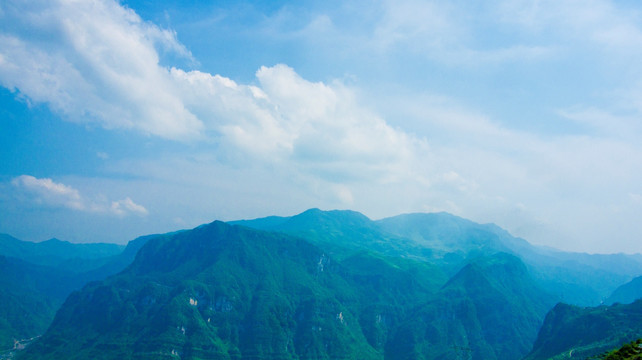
left=600, top=339, right=642, bottom=359
left=237, top=210, right=641, bottom=306
left=7, top=209, right=642, bottom=359
left=0, top=256, right=65, bottom=350
left=0, top=234, right=153, bottom=350
left=525, top=301, right=642, bottom=360
left=20, top=220, right=555, bottom=360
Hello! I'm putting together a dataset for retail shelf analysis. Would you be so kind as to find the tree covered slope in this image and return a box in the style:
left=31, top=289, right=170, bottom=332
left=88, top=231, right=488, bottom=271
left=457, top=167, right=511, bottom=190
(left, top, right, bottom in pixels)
left=524, top=300, right=642, bottom=360
left=21, top=221, right=554, bottom=360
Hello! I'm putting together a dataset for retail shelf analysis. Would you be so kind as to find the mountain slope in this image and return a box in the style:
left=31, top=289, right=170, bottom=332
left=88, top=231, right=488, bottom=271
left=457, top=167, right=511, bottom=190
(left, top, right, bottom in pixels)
left=600, top=339, right=642, bottom=359
left=606, top=276, right=642, bottom=305
left=22, top=221, right=448, bottom=359
left=238, top=210, right=642, bottom=306
left=14, top=209, right=642, bottom=359
left=0, top=234, right=152, bottom=351
left=524, top=300, right=642, bottom=360
left=386, top=253, right=554, bottom=360
left=21, top=221, right=552, bottom=360
left=0, top=255, right=77, bottom=349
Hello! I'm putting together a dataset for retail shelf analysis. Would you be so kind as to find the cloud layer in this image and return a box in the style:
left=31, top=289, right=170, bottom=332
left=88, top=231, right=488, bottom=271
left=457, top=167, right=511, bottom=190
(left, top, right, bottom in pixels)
left=12, top=175, right=148, bottom=217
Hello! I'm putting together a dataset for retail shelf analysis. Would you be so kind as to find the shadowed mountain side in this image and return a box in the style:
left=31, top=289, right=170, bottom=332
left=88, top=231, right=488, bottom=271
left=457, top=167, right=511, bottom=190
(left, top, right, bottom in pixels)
left=0, top=256, right=78, bottom=349
left=524, top=300, right=642, bottom=360
left=606, top=276, right=642, bottom=305
left=0, top=234, right=155, bottom=350
left=386, top=253, right=555, bottom=360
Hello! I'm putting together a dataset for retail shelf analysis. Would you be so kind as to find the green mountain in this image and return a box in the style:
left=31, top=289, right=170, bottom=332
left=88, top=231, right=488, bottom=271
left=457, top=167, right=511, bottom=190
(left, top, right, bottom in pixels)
left=21, top=220, right=554, bottom=360
left=606, top=276, right=642, bottom=305
left=387, top=253, right=554, bottom=360
left=236, top=210, right=642, bottom=306
left=21, top=222, right=387, bottom=359
left=230, top=208, right=428, bottom=262
left=599, top=339, right=642, bottom=359
left=0, top=255, right=77, bottom=349
left=10, top=209, right=642, bottom=359
left=0, top=234, right=153, bottom=352
left=524, top=300, right=642, bottom=360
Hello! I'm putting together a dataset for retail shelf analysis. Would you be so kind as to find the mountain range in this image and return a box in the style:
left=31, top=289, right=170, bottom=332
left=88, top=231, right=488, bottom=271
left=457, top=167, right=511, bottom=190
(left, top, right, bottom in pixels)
left=0, top=233, right=154, bottom=351
left=3, top=209, right=642, bottom=359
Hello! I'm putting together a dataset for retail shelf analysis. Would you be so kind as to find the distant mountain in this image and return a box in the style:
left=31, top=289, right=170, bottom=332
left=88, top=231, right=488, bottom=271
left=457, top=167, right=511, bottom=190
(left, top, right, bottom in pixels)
left=0, top=234, right=152, bottom=352
left=0, top=233, right=124, bottom=270
left=524, top=300, right=642, bottom=360
left=606, top=276, right=642, bottom=305
left=236, top=210, right=642, bottom=306
left=230, top=208, right=427, bottom=261
left=77, top=234, right=157, bottom=283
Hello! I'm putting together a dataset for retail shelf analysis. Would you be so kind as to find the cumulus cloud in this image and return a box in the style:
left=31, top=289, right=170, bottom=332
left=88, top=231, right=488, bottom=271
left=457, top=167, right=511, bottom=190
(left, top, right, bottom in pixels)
left=11, top=175, right=84, bottom=211
left=3, top=0, right=642, bottom=252
left=110, top=197, right=149, bottom=216
left=170, top=62, right=422, bottom=181
left=0, top=0, right=202, bottom=140
left=0, top=0, right=423, bottom=183
left=12, top=175, right=147, bottom=216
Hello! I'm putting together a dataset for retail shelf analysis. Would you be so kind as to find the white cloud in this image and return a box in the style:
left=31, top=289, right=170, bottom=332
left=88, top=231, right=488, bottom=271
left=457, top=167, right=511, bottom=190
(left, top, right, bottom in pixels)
left=12, top=175, right=84, bottom=211
left=2, top=0, right=642, bottom=253
left=110, top=197, right=149, bottom=216
left=0, top=0, right=425, bottom=184
left=168, top=63, right=422, bottom=182
left=0, top=0, right=202, bottom=140
left=12, top=175, right=147, bottom=217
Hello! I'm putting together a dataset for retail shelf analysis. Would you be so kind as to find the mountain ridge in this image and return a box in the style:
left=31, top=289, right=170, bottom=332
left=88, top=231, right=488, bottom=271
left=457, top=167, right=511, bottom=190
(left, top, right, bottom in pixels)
left=16, top=216, right=556, bottom=359
left=6, top=208, right=642, bottom=359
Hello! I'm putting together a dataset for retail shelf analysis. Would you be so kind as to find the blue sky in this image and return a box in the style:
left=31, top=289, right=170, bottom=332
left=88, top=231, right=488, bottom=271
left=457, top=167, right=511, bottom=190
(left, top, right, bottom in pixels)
left=1, top=0, right=642, bottom=254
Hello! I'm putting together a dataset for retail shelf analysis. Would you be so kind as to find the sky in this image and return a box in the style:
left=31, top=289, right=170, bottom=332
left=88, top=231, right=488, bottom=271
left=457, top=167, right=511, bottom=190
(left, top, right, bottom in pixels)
left=1, top=0, right=641, bottom=254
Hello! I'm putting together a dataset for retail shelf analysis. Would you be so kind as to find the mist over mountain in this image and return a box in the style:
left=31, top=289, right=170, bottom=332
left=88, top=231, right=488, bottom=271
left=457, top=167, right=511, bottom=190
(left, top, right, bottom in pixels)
left=235, top=209, right=642, bottom=306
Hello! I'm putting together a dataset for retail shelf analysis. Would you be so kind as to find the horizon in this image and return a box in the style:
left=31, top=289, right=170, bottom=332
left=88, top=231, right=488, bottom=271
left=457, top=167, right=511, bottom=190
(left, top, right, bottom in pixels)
left=3, top=207, right=641, bottom=257
left=1, top=0, right=642, bottom=254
